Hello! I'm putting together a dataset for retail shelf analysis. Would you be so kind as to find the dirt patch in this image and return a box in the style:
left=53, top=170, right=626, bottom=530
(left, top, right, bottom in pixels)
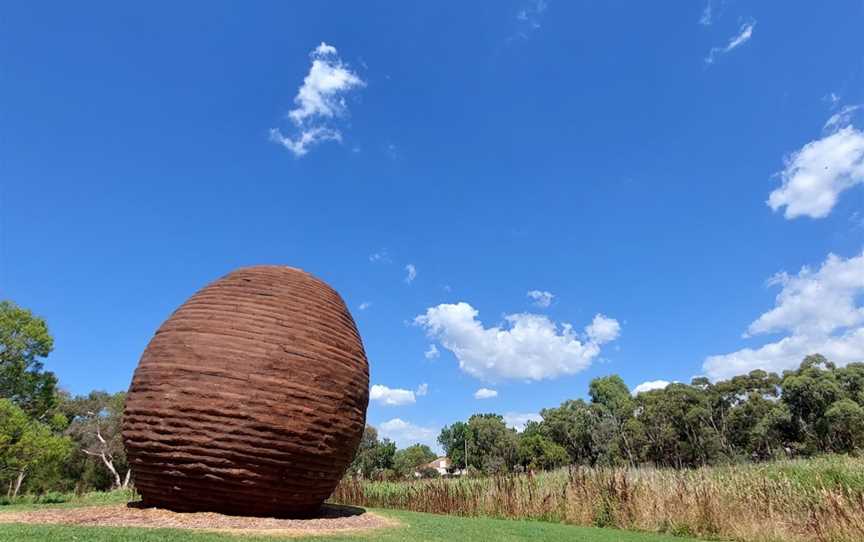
left=0, top=503, right=397, bottom=536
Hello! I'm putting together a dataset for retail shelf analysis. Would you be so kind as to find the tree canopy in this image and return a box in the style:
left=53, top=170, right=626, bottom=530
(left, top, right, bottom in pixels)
left=0, top=301, right=58, bottom=418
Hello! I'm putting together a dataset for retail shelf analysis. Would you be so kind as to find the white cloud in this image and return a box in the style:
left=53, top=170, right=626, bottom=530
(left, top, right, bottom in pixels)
left=378, top=418, right=441, bottom=452
left=358, top=301, right=372, bottom=311
left=767, top=125, right=864, bottom=219
left=474, top=388, right=498, bottom=399
left=632, top=380, right=671, bottom=396
left=416, top=383, right=429, bottom=396
left=527, top=290, right=555, bottom=308
left=705, top=20, right=756, bottom=64
left=405, top=264, right=417, bottom=284
left=424, top=344, right=440, bottom=360
left=270, top=42, right=364, bottom=157
left=370, top=384, right=416, bottom=406
left=824, top=105, right=861, bottom=134
left=414, top=302, right=621, bottom=381
left=585, top=314, right=622, bottom=344
left=504, top=412, right=542, bottom=432
left=704, top=251, right=864, bottom=380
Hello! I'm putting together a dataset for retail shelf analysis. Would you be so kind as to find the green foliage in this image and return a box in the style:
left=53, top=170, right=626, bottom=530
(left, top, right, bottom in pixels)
left=0, top=399, right=72, bottom=496
left=0, top=301, right=58, bottom=418
left=392, top=444, right=437, bottom=478
left=539, top=399, right=597, bottom=464
left=0, top=488, right=135, bottom=510
left=516, top=433, right=568, bottom=471
left=59, top=390, right=130, bottom=490
left=825, top=398, right=864, bottom=452
left=440, top=414, right=519, bottom=474
left=350, top=426, right=396, bottom=479
left=441, top=355, right=864, bottom=472
left=437, top=421, right=470, bottom=469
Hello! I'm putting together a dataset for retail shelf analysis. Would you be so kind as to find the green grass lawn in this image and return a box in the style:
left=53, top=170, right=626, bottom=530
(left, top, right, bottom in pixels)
left=0, top=493, right=705, bottom=542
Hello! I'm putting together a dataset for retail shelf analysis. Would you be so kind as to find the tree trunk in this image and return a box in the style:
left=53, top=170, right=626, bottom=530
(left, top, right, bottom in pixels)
left=122, top=468, right=132, bottom=489
left=100, top=453, right=123, bottom=489
left=12, top=470, right=26, bottom=498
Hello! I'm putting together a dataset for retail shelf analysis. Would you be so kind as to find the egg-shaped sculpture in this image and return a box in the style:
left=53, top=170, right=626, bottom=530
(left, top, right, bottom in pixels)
left=122, top=266, right=369, bottom=517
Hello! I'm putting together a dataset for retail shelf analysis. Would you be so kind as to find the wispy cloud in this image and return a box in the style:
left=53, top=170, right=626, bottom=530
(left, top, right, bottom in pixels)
left=527, top=290, right=554, bottom=308
left=705, top=20, right=756, bottom=64
left=424, top=344, right=440, bottom=360
left=824, top=92, right=841, bottom=108
left=823, top=105, right=861, bottom=134
left=416, top=383, right=428, bottom=396
left=513, top=0, right=548, bottom=40
left=358, top=301, right=372, bottom=311
left=369, top=249, right=391, bottom=263
left=698, top=1, right=713, bottom=26
left=270, top=43, right=364, bottom=157
left=404, top=264, right=417, bottom=284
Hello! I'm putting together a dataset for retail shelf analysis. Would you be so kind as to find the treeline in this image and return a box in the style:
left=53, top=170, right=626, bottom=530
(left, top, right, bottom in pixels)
left=353, top=355, right=864, bottom=479
left=0, top=301, right=129, bottom=497
left=435, top=356, right=864, bottom=474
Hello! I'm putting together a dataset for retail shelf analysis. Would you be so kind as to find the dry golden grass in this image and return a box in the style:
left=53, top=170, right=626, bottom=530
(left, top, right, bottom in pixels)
left=331, top=456, right=864, bottom=542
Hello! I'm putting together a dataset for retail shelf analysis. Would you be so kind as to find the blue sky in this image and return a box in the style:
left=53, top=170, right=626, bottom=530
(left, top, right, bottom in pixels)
left=2, top=1, right=863, bottom=451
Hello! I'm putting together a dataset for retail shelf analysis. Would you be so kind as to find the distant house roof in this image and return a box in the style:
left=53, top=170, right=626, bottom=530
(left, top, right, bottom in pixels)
left=421, top=457, right=450, bottom=469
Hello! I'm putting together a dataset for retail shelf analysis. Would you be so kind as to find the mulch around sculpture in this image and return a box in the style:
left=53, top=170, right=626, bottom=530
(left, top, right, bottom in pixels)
left=0, top=503, right=396, bottom=536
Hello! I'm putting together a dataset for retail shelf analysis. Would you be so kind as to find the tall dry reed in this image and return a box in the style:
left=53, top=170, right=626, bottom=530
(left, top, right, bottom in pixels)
left=331, top=457, right=864, bottom=542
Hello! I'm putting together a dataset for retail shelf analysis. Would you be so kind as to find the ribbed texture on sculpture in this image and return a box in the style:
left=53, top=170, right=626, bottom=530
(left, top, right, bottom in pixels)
left=122, top=266, right=369, bottom=517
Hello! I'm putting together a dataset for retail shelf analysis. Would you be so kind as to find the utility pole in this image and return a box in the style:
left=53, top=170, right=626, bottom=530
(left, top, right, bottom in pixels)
left=464, top=428, right=469, bottom=471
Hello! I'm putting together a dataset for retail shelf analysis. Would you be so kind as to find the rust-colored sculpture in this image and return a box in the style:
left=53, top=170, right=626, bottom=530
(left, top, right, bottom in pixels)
left=122, top=266, right=369, bottom=517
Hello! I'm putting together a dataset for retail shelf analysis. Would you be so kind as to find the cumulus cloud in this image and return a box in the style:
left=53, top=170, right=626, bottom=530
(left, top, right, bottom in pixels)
left=632, top=380, right=671, bottom=396
left=527, top=290, right=555, bottom=308
left=416, top=383, right=429, bottom=396
left=424, top=344, right=440, bottom=360
left=705, top=20, right=756, bottom=64
left=370, top=384, right=416, bottom=406
left=704, top=251, right=864, bottom=380
left=378, top=418, right=441, bottom=452
left=585, top=314, right=622, bottom=344
left=405, top=264, right=417, bottom=284
left=504, top=412, right=542, bottom=432
left=474, top=388, right=498, bottom=399
left=270, top=42, right=364, bottom=157
left=414, top=302, right=621, bottom=381
left=767, top=124, right=864, bottom=219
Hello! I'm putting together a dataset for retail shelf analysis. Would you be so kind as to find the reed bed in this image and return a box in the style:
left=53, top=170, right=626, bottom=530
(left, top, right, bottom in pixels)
left=331, top=456, right=864, bottom=542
